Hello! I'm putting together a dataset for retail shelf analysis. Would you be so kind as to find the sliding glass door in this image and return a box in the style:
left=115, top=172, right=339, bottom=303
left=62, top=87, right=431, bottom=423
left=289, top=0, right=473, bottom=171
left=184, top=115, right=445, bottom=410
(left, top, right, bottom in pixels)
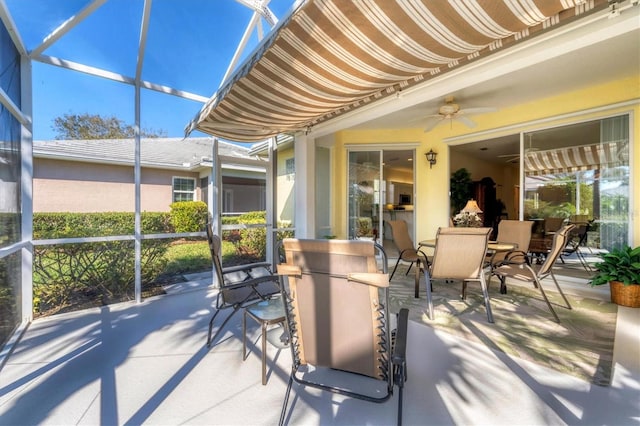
left=348, top=151, right=382, bottom=240
left=348, top=148, right=416, bottom=243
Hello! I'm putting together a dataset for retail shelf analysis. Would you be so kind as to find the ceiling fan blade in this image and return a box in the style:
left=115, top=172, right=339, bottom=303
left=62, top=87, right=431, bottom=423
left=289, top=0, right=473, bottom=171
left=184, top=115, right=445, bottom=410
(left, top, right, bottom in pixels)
left=497, top=153, right=520, bottom=158
left=459, top=106, right=498, bottom=115
left=455, top=115, right=477, bottom=128
left=407, top=113, right=441, bottom=124
left=423, top=116, right=444, bottom=132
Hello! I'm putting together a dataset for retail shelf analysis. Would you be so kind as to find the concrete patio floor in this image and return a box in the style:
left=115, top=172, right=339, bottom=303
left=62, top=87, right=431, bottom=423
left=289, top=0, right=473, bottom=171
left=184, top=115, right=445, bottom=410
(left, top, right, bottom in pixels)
left=1, top=260, right=639, bottom=425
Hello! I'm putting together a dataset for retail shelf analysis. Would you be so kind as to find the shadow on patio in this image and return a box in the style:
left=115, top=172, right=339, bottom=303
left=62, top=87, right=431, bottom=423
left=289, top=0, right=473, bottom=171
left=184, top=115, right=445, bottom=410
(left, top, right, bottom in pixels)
left=0, top=262, right=638, bottom=425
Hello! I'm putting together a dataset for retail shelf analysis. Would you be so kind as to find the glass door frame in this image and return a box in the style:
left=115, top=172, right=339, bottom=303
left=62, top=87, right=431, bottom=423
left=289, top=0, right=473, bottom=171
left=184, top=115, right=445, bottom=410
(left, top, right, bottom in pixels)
left=346, top=144, right=418, bottom=243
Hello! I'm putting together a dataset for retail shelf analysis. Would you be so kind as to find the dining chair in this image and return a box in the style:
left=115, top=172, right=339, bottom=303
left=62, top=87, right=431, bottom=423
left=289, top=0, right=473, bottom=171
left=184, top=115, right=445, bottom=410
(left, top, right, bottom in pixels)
left=424, top=227, right=494, bottom=323
left=559, top=222, right=592, bottom=271
left=487, top=220, right=534, bottom=293
left=489, top=224, right=575, bottom=322
left=388, top=220, right=430, bottom=298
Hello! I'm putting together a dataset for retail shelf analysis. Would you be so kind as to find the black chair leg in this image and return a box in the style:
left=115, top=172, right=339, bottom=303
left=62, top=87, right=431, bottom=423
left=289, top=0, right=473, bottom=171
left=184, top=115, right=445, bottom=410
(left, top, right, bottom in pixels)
left=207, top=307, right=240, bottom=347
left=404, top=262, right=414, bottom=276
left=390, top=259, right=402, bottom=280
left=499, top=276, right=507, bottom=294
left=279, top=374, right=294, bottom=426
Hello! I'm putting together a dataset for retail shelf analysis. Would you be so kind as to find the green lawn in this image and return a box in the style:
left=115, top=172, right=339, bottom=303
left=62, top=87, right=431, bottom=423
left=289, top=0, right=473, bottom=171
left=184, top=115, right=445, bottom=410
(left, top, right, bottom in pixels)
left=162, top=240, right=259, bottom=276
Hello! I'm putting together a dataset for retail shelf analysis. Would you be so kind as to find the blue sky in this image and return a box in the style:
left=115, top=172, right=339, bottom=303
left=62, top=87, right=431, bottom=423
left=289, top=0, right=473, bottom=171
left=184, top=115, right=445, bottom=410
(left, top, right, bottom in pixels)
left=6, top=0, right=294, bottom=141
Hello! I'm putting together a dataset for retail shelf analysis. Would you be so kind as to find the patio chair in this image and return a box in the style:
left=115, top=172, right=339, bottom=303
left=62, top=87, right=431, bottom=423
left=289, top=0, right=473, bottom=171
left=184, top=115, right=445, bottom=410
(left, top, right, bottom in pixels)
left=559, top=222, right=592, bottom=271
left=424, top=227, right=494, bottom=323
left=205, top=223, right=280, bottom=347
left=277, top=238, right=409, bottom=425
left=489, top=224, right=575, bottom=323
left=388, top=219, right=430, bottom=298
left=486, top=220, right=534, bottom=294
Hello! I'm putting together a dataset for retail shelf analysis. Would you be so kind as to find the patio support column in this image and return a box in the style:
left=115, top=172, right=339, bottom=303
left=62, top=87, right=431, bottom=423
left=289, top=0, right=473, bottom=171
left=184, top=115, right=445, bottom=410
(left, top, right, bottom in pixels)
left=134, top=84, right=142, bottom=304
left=210, top=138, right=222, bottom=287
left=266, top=137, right=276, bottom=265
left=293, top=133, right=315, bottom=238
left=20, top=55, right=33, bottom=322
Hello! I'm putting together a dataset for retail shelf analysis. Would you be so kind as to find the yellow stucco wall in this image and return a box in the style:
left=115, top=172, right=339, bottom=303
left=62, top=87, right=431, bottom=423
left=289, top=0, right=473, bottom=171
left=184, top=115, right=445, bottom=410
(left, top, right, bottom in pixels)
left=332, top=76, right=639, bottom=245
left=276, top=146, right=296, bottom=224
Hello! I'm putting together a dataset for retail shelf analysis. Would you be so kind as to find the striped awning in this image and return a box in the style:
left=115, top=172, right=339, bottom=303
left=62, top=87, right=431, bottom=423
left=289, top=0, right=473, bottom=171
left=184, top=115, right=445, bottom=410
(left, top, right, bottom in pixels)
left=525, top=141, right=628, bottom=176
left=187, top=0, right=607, bottom=142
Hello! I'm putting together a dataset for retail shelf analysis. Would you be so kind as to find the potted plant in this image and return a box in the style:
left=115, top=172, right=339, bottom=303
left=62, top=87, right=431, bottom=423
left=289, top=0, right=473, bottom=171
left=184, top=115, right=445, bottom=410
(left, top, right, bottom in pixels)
left=590, top=245, right=640, bottom=308
left=450, top=168, right=473, bottom=214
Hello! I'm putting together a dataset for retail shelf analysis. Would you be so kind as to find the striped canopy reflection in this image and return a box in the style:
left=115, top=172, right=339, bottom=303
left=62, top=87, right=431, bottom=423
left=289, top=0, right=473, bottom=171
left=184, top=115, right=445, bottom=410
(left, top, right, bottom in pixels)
left=525, top=141, right=628, bottom=176
left=187, top=0, right=607, bottom=142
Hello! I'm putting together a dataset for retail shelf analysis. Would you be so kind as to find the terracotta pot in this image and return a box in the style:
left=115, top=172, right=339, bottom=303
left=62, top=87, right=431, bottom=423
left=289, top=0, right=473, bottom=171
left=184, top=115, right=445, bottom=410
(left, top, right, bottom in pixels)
left=609, top=280, right=640, bottom=308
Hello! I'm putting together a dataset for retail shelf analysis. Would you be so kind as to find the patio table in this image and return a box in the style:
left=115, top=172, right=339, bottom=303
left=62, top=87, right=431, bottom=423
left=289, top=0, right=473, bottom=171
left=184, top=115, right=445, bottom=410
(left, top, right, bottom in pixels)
left=242, top=297, right=287, bottom=385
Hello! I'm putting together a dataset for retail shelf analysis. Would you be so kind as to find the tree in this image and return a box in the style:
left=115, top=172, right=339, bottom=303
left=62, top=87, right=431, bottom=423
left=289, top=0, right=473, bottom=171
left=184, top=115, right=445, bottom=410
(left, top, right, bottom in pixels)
left=52, top=113, right=166, bottom=139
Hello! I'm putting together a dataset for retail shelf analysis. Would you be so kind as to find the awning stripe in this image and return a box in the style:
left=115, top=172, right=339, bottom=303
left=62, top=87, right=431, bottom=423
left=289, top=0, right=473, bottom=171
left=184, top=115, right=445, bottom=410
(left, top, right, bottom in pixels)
left=524, top=141, right=626, bottom=176
left=451, top=3, right=512, bottom=38
left=188, top=0, right=607, bottom=142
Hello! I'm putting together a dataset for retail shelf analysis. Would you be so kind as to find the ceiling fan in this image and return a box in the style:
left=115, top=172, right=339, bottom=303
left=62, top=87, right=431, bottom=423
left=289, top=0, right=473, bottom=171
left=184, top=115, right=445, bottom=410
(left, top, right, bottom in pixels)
left=422, top=96, right=497, bottom=132
left=497, top=136, right=538, bottom=163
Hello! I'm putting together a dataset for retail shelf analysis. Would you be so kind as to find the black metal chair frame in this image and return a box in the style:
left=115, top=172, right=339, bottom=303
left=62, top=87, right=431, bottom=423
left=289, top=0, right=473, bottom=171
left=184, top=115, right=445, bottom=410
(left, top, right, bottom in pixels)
left=559, top=222, right=592, bottom=271
left=206, top=223, right=280, bottom=347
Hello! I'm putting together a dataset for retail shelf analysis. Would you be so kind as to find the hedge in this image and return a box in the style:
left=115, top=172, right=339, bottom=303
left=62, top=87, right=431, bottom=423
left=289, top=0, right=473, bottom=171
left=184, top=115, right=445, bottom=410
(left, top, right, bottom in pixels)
left=32, top=212, right=173, bottom=315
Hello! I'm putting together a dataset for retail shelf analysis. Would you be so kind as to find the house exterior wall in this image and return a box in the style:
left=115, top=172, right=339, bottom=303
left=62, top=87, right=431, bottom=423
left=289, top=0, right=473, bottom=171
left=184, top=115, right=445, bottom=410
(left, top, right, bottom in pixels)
left=33, top=158, right=200, bottom=212
left=276, top=146, right=295, bottom=224
left=331, top=76, right=639, bottom=245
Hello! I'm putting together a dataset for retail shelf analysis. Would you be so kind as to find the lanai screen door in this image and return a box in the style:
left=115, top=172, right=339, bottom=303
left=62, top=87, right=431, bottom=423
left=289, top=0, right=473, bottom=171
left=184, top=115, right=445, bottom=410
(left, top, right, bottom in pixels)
left=348, top=151, right=383, bottom=241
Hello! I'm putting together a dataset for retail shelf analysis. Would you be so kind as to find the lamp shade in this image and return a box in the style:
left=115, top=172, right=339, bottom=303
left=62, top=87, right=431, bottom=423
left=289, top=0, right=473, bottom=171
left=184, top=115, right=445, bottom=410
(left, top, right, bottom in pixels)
left=461, top=199, right=483, bottom=214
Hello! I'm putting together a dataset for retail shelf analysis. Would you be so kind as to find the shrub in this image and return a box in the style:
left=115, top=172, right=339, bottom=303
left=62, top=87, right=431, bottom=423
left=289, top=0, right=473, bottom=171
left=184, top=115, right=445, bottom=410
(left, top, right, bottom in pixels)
left=170, top=201, right=208, bottom=233
left=238, top=211, right=267, bottom=258
left=32, top=212, right=171, bottom=315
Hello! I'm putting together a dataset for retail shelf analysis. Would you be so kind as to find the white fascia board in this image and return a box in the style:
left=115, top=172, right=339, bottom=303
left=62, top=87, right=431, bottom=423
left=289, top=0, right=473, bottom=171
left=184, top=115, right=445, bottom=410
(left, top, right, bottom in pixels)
left=34, top=152, right=195, bottom=171
left=221, top=163, right=266, bottom=173
left=309, top=5, right=640, bottom=139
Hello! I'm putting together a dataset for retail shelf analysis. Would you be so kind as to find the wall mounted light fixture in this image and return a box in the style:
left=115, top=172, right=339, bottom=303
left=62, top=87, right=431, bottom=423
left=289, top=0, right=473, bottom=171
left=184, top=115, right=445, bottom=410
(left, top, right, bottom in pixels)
left=425, top=149, right=437, bottom=169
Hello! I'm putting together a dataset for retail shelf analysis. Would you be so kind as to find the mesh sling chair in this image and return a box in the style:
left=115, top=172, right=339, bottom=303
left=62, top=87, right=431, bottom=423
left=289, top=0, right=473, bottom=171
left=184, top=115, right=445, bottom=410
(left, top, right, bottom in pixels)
left=205, top=222, right=280, bottom=347
left=559, top=222, right=592, bottom=271
left=486, top=220, right=534, bottom=294
left=277, top=239, right=409, bottom=426
left=424, top=227, right=494, bottom=323
left=388, top=220, right=430, bottom=298
left=489, top=224, right=575, bottom=323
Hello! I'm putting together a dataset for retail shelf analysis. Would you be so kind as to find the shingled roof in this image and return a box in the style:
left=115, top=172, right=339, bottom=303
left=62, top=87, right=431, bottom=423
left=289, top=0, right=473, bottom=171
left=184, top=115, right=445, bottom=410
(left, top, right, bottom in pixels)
left=33, top=137, right=265, bottom=171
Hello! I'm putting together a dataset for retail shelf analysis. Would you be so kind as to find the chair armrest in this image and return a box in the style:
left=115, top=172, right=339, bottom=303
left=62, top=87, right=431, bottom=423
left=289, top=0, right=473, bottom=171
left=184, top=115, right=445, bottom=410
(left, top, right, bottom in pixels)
left=219, top=274, right=279, bottom=292
left=276, top=264, right=302, bottom=277
left=493, top=250, right=531, bottom=269
left=504, top=250, right=530, bottom=263
left=392, top=308, right=409, bottom=365
left=417, top=248, right=432, bottom=266
left=347, top=272, right=389, bottom=288
left=221, top=261, right=272, bottom=275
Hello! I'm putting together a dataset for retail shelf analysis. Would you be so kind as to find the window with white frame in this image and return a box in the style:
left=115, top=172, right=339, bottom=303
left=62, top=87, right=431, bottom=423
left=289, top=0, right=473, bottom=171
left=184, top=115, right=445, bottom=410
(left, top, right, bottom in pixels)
left=285, top=158, right=295, bottom=174
left=172, top=177, right=196, bottom=202
left=285, top=158, right=295, bottom=181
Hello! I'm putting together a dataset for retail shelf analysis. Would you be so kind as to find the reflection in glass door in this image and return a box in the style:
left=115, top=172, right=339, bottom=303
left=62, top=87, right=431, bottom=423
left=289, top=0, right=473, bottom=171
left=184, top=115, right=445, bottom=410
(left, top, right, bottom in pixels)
left=522, top=115, right=630, bottom=250
left=348, top=151, right=382, bottom=240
